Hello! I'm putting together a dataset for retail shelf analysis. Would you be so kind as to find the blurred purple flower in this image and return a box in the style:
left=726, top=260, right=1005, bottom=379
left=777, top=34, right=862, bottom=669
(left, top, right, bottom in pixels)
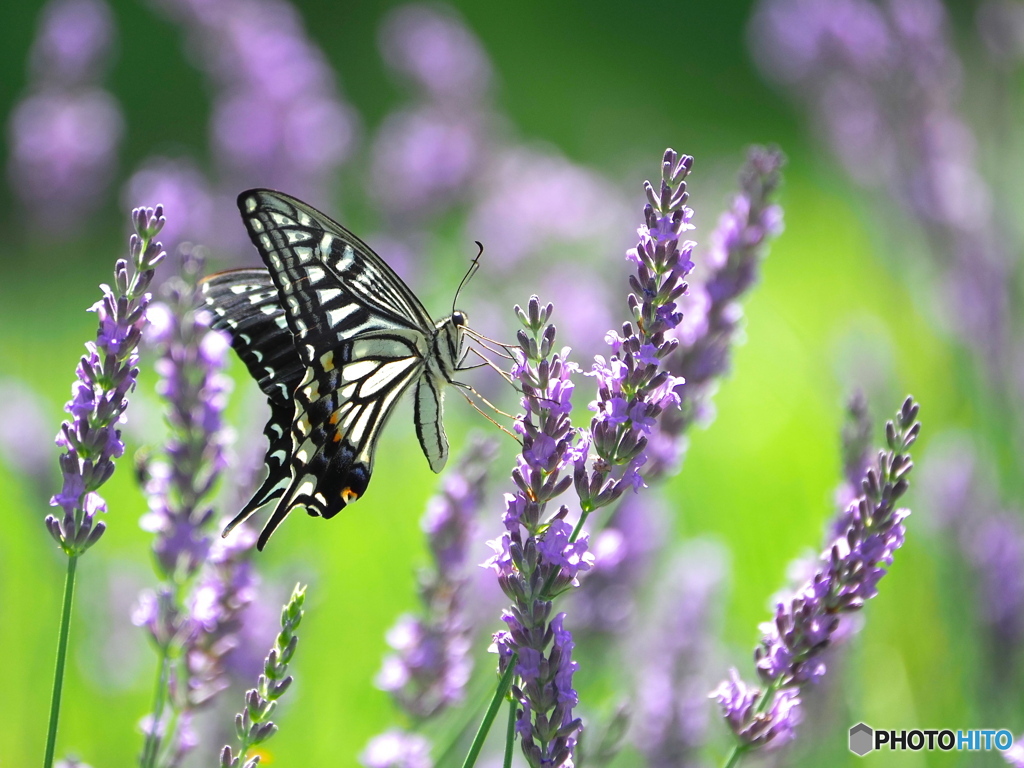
left=571, top=493, right=667, bottom=635
left=370, top=106, right=486, bottom=221
left=45, top=206, right=166, bottom=555
left=652, top=146, right=784, bottom=478
left=1005, top=737, right=1024, bottom=767
left=376, top=438, right=497, bottom=719
left=0, top=379, right=54, bottom=486
left=379, top=3, right=491, bottom=102
left=154, top=0, right=357, bottom=201
left=713, top=398, right=920, bottom=753
left=920, top=435, right=1024, bottom=668
left=136, top=248, right=247, bottom=765
left=749, top=0, right=1009, bottom=380
left=633, top=543, right=726, bottom=768
left=360, top=730, right=433, bottom=768
left=29, top=0, right=115, bottom=85
left=467, top=147, right=631, bottom=271
left=8, top=90, right=123, bottom=232
left=8, top=0, right=123, bottom=233
left=122, top=157, right=215, bottom=253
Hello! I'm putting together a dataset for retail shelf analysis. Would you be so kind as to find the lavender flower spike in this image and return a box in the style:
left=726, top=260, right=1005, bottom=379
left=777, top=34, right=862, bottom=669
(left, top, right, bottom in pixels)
left=485, top=297, right=591, bottom=767
left=221, top=584, right=306, bottom=768
left=46, top=205, right=166, bottom=555
left=713, top=397, right=920, bottom=759
left=376, top=438, right=497, bottom=719
left=658, top=146, right=783, bottom=465
left=135, top=248, right=238, bottom=767
left=577, top=148, right=694, bottom=504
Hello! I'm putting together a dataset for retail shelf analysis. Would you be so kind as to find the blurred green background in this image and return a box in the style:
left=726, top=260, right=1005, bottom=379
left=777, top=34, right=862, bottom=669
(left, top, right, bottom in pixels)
left=0, top=0, right=1008, bottom=766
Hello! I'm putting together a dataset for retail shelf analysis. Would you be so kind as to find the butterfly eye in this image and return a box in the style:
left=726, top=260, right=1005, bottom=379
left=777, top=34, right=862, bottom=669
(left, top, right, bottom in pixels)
left=453, top=310, right=468, bottom=326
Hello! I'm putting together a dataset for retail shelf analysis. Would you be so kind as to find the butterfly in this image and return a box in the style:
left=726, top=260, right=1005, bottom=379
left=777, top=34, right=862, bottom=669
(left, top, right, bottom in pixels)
left=201, top=189, right=471, bottom=550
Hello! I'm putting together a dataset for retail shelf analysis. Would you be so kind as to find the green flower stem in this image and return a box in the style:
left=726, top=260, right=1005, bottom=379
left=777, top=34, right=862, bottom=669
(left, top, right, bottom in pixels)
left=140, top=650, right=173, bottom=768
left=502, top=697, right=516, bottom=768
left=461, top=654, right=517, bottom=768
left=722, top=743, right=748, bottom=768
left=43, top=553, right=78, bottom=768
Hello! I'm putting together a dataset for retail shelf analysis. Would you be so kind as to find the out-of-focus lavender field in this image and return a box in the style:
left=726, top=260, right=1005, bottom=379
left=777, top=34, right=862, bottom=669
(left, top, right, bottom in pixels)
left=2, top=1, right=1019, bottom=767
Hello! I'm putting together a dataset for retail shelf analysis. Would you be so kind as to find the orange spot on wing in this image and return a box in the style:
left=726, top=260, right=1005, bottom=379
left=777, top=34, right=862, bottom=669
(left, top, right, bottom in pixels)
left=341, top=487, right=359, bottom=504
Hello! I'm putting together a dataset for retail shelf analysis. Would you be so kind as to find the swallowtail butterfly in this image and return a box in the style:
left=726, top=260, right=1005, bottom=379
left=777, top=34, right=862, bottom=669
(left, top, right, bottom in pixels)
left=201, top=189, right=469, bottom=550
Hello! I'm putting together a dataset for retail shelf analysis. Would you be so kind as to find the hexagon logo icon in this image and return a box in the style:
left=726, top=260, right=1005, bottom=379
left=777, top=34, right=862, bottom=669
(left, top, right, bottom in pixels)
left=849, top=722, right=874, bottom=756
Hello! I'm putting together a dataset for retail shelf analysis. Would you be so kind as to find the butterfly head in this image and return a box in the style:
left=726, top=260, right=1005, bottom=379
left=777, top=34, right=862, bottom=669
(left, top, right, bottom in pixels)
left=435, top=310, right=470, bottom=375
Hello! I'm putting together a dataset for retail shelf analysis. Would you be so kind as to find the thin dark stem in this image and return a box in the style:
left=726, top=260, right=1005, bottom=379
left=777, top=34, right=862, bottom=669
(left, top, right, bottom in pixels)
left=462, top=655, right=517, bottom=768
left=43, top=554, right=78, bottom=768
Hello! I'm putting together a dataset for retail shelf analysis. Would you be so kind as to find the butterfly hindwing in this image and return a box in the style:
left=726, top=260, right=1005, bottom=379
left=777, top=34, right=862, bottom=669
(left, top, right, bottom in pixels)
left=275, top=333, right=426, bottom=527
left=200, top=269, right=305, bottom=402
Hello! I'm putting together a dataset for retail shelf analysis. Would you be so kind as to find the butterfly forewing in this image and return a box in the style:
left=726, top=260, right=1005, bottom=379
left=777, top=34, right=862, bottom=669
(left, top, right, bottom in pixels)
left=237, top=190, right=434, bottom=357
left=199, top=189, right=466, bottom=550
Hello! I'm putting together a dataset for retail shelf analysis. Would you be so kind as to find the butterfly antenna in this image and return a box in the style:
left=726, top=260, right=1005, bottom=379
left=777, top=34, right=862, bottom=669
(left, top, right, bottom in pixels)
left=452, top=241, right=484, bottom=316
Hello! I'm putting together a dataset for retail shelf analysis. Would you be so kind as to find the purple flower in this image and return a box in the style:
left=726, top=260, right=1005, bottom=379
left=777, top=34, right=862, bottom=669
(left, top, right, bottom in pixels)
left=713, top=397, right=920, bottom=752
left=483, top=297, right=589, bottom=767
left=0, top=379, right=54, bottom=485
left=750, top=0, right=1008, bottom=379
left=360, top=730, right=433, bottom=768
left=370, top=106, right=485, bottom=221
left=29, top=0, right=115, bottom=84
left=379, top=3, right=491, bottom=103
left=136, top=248, right=246, bottom=764
left=466, top=147, right=631, bottom=271
left=1004, top=736, right=1024, bottom=767
left=571, top=494, right=667, bottom=635
left=633, top=543, right=726, bottom=768
left=154, top=0, right=357, bottom=205
left=920, top=435, right=1024, bottom=668
left=574, top=149, right=695, bottom=507
left=375, top=439, right=497, bottom=719
left=649, top=147, right=784, bottom=479
left=44, top=206, right=166, bottom=555
left=122, top=157, right=215, bottom=254
left=711, top=671, right=802, bottom=749
left=368, top=4, right=494, bottom=232
left=8, top=0, right=123, bottom=233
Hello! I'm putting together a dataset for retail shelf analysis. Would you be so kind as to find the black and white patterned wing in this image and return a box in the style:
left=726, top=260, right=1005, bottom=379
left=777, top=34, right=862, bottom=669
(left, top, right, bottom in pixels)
left=200, top=269, right=303, bottom=523
left=257, top=331, right=429, bottom=547
left=201, top=268, right=303, bottom=401
left=237, top=188, right=436, bottom=363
